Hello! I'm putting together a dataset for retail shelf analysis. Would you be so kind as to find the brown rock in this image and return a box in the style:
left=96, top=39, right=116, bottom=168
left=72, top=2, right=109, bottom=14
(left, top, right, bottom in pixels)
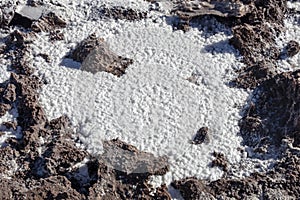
left=211, top=151, right=228, bottom=172
left=2, top=121, right=17, bottom=130
left=69, top=33, right=105, bottom=63
left=3, top=83, right=16, bottom=103
left=70, top=34, right=133, bottom=76
left=81, top=38, right=133, bottom=76
left=25, top=176, right=83, bottom=199
left=32, top=12, right=66, bottom=32
left=89, top=6, right=148, bottom=21
left=175, top=0, right=254, bottom=20
left=239, top=70, right=300, bottom=150
left=286, top=40, right=300, bottom=57
left=171, top=177, right=214, bottom=200
left=101, top=138, right=169, bottom=175
left=191, top=127, right=210, bottom=144
left=0, top=103, right=11, bottom=117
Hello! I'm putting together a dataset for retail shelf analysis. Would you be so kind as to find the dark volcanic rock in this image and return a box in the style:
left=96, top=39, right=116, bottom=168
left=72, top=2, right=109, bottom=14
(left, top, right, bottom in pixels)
left=89, top=6, right=148, bottom=21
left=229, top=0, right=287, bottom=88
left=286, top=40, right=300, bottom=57
left=191, top=127, right=210, bottom=144
left=240, top=70, right=300, bottom=151
left=230, top=24, right=280, bottom=66
left=171, top=177, right=214, bottom=200
left=81, top=46, right=133, bottom=76
left=11, top=73, right=47, bottom=130
left=24, top=176, right=83, bottom=199
left=88, top=141, right=170, bottom=199
left=233, top=60, right=277, bottom=89
left=173, top=158, right=300, bottom=199
left=3, top=83, right=17, bottom=103
left=31, top=12, right=66, bottom=32
left=211, top=151, right=228, bottom=172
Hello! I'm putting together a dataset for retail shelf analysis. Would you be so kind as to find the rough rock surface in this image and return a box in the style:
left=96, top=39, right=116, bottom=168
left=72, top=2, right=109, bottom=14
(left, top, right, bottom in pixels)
left=171, top=177, right=215, bottom=200
left=0, top=1, right=17, bottom=27
left=240, top=70, right=300, bottom=154
left=174, top=0, right=255, bottom=20
left=9, top=5, right=43, bottom=28
left=69, top=33, right=105, bottom=63
left=286, top=40, right=300, bottom=57
left=190, top=126, right=210, bottom=144
left=211, top=151, right=228, bottom=172
left=228, top=0, right=287, bottom=88
left=81, top=44, right=133, bottom=76
left=31, top=12, right=66, bottom=32
left=172, top=152, right=300, bottom=199
left=70, top=34, right=133, bottom=76
left=101, top=138, right=169, bottom=174
left=89, top=6, right=148, bottom=21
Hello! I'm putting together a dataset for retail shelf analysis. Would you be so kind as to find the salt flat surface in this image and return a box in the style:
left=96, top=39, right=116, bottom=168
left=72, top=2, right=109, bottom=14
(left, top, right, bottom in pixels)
left=31, top=0, right=250, bottom=185
left=2, top=0, right=299, bottom=197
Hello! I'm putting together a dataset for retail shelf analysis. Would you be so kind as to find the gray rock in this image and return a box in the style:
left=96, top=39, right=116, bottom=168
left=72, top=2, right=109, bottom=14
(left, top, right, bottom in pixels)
left=80, top=37, right=133, bottom=77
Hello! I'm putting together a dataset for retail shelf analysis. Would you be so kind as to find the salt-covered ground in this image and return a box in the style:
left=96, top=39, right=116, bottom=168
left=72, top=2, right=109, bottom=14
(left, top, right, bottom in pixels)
left=0, top=0, right=299, bottom=197
left=31, top=0, right=249, bottom=184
